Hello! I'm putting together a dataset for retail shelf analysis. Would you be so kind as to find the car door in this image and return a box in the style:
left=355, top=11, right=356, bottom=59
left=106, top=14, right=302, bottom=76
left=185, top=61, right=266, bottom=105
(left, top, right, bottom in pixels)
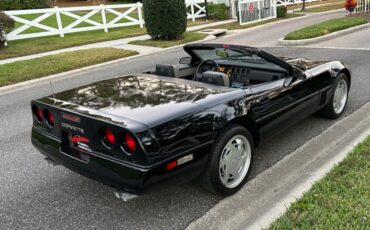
left=250, top=72, right=329, bottom=141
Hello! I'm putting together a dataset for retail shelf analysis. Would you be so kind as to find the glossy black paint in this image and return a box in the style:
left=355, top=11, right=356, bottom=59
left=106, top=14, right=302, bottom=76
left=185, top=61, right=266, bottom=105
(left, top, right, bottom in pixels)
left=31, top=43, right=351, bottom=194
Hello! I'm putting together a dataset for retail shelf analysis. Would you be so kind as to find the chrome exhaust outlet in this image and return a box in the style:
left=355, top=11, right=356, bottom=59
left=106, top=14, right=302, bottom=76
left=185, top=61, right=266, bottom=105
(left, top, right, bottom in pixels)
left=114, top=191, right=139, bottom=202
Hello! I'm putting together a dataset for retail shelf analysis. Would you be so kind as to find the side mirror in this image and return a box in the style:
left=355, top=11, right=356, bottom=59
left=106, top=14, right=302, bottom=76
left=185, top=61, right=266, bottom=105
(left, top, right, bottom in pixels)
left=292, top=67, right=306, bottom=80
left=179, top=56, right=192, bottom=65
left=283, top=76, right=293, bottom=87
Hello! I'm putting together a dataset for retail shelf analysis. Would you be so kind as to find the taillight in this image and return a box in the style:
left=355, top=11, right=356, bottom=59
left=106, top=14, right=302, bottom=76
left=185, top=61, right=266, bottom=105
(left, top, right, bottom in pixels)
left=32, top=105, right=43, bottom=122
left=122, top=132, right=136, bottom=154
left=44, top=110, right=55, bottom=127
left=166, top=161, right=177, bottom=171
left=101, top=127, right=116, bottom=147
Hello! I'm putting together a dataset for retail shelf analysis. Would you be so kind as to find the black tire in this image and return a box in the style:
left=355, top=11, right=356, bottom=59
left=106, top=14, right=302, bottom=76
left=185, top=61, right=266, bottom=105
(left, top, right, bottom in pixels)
left=199, top=124, right=254, bottom=196
left=318, top=73, right=349, bottom=119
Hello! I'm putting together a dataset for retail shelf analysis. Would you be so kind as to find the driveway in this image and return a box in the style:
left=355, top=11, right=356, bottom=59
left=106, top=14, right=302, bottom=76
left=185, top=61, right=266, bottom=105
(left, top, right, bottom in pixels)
left=210, top=10, right=345, bottom=47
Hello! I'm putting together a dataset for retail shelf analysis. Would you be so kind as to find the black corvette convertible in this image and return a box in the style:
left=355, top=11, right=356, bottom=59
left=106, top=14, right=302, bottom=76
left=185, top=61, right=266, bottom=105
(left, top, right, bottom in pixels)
left=31, top=43, right=350, bottom=197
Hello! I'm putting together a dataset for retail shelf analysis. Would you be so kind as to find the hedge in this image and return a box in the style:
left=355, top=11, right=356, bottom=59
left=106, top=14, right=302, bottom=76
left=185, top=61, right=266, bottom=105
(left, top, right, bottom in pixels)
left=143, top=0, right=187, bottom=40
left=208, top=3, right=228, bottom=20
left=277, top=6, right=288, bottom=18
left=0, top=0, right=49, bottom=11
left=0, top=11, right=15, bottom=46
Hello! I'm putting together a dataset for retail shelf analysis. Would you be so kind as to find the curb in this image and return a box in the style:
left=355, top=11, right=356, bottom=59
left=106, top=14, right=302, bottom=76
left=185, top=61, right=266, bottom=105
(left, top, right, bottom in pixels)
left=278, top=22, right=370, bottom=46
left=0, top=34, right=216, bottom=95
left=187, top=102, right=370, bottom=230
left=223, top=14, right=309, bottom=35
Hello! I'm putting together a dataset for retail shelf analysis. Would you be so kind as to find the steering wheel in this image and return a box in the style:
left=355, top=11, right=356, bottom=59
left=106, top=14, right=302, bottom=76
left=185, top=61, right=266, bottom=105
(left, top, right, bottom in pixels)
left=194, top=59, right=220, bottom=80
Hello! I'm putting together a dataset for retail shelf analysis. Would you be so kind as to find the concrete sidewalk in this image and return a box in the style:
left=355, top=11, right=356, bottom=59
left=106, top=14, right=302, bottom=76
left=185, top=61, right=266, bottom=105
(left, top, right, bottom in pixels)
left=0, top=19, right=236, bottom=65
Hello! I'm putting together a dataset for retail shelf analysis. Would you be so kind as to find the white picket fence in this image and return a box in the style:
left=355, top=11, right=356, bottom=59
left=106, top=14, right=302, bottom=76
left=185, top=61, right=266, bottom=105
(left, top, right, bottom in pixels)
left=356, top=0, right=370, bottom=12
left=4, top=1, right=211, bottom=41
left=276, top=0, right=321, bottom=7
left=5, top=3, right=144, bottom=41
left=186, top=0, right=215, bottom=21
left=239, top=0, right=276, bottom=25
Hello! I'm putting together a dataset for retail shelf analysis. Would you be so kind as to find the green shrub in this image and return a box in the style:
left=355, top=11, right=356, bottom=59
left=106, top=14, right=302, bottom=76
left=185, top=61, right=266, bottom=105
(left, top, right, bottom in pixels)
left=0, top=0, right=49, bottom=11
left=277, top=6, right=287, bottom=18
left=0, top=11, right=15, bottom=46
left=208, top=3, right=228, bottom=20
left=143, top=0, right=187, bottom=40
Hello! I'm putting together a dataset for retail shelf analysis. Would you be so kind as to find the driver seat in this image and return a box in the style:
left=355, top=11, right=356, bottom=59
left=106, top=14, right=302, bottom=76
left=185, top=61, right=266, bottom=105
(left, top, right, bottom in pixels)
left=197, top=71, right=230, bottom=87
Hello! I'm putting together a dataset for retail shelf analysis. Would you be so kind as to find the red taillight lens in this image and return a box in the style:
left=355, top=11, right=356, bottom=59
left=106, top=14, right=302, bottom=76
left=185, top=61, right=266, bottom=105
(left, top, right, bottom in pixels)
left=32, top=105, right=43, bottom=122
left=45, top=110, right=55, bottom=127
left=123, top=133, right=136, bottom=154
left=166, top=161, right=177, bottom=171
left=104, top=127, right=116, bottom=146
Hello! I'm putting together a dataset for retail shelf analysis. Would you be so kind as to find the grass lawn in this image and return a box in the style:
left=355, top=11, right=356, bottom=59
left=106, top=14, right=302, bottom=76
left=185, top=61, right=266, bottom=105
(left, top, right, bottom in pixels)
left=270, top=136, right=370, bottom=229
left=0, top=48, right=137, bottom=87
left=187, top=19, right=218, bottom=27
left=288, top=0, right=344, bottom=11
left=128, top=32, right=207, bottom=48
left=284, top=17, right=368, bottom=40
left=296, top=2, right=345, bottom=12
left=209, top=13, right=304, bottom=30
left=0, top=26, right=147, bottom=60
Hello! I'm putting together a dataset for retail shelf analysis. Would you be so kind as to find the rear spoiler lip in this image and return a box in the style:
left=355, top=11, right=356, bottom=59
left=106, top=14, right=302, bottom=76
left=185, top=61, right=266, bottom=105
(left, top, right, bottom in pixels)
left=31, top=97, right=150, bottom=133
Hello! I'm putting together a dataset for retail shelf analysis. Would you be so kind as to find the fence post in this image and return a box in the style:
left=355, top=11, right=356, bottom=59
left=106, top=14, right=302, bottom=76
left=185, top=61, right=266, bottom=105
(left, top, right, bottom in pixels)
left=191, top=0, right=195, bottom=22
left=3, top=31, right=7, bottom=46
left=55, top=6, right=64, bottom=38
left=258, top=0, right=261, bottom=20
left=137, top=2, right=144, bottom=28
left=238, top=1, right=242, bottom=25
left=100, top=4, right=108, bottom=32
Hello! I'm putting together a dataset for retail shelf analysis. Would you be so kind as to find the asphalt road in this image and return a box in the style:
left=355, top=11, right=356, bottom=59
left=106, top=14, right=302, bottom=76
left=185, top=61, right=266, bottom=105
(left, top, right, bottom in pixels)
left=1, top=43, right=370, bottom=229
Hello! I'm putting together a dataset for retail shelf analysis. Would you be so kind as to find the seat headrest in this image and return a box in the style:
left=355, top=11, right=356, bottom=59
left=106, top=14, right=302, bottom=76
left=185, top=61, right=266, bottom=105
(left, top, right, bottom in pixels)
left=155, top=64, right=176, bottom=77
left=197, top=71, right=229, bottom=87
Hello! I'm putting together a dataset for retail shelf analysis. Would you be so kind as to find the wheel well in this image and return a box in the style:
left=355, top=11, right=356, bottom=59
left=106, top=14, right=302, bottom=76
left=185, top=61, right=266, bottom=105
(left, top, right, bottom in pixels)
left=227, top=116, right=260, bottom=147
left=339, top=68, right=351, bottom=87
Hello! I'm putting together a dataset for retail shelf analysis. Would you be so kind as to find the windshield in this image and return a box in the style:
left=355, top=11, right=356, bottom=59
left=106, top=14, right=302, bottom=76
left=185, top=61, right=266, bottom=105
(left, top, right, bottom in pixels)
left=192, top=48, right=266, bottom=62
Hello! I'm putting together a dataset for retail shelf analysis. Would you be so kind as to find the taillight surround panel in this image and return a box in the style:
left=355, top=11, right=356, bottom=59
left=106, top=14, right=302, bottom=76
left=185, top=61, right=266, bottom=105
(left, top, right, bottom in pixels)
left=31, top=101, right=154, bottom=165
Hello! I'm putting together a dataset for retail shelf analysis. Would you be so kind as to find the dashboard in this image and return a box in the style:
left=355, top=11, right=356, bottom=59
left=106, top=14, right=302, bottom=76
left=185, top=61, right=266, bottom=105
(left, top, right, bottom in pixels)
left=219, top=64, right=287, bottom=86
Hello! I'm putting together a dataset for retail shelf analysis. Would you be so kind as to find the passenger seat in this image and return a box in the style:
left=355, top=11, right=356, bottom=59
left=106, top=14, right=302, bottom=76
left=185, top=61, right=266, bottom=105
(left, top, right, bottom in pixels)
left=197, top=71, right=229, bottom=87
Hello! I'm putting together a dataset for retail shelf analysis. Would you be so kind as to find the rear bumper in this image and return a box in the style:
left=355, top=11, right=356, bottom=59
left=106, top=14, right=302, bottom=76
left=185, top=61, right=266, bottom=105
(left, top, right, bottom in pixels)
left=31, top=126, right=209, bottom=194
